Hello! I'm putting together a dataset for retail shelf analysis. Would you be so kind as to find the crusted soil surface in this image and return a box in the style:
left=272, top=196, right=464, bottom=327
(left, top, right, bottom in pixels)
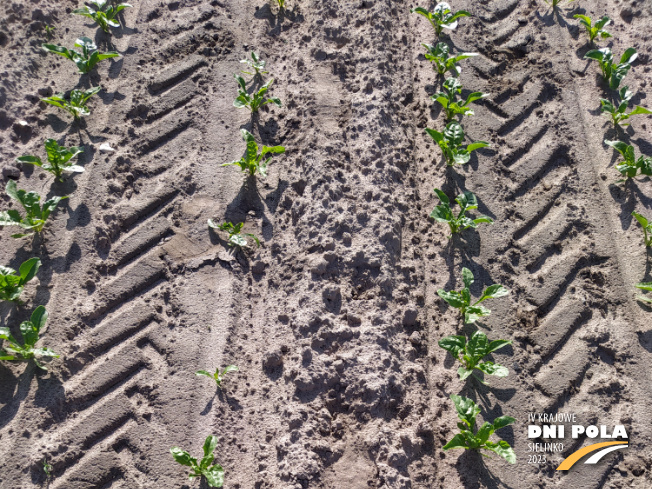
left=1, top=0, right=652, bottom=488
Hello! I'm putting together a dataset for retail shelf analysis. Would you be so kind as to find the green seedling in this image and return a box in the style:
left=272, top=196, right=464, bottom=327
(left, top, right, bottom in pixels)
left=42, top=458, right=53, bottom=478
left=422, top=42, right=477, bottom=76
left=632, top=211, right=652, bottom=248
left=426, top=121, right=489, bottom=166
left=41, top=86, right=102, bottom=120
left=574, top=14, right=612, bottom=44
left=636, top=283, right=652, bottom=305
left=432, top=78, right=489, bottom=121
left=636, top=282, right=652, bottom=306
left=605, top=140, right=652, bottom=179
left=233, top=75, right=281, bottom=112
left=170, top=435, right=224, bottom=488
left=431, top=189, right=493, bottom=238
left=410, top=2, right=471, bottom=37
left=439, top=330, right=511, bottom=382
left=444, top=394, right=516, bottom=463
left=0, top=306, right=59, bottom=370
left=221, top=129, right=284, bottom=178
left=17, top=139, right=84, bottom=182
left=0, top=180, right=67, bottom=238
left=73, top=0, right=132, bottom=33
left=585, top=47, right=637, bottom=90
left=42, top=37, right=119, bottom=74
left=196, top=365, right=239, bottom=387
left=600, top=86, right=652, bottom=128
left=0, top=258, right=41, bottom=302
left=44, top=25, right=56, bottom=39
left=437, top=267, right=508, bottom=323
left=208, top=221, right=260, bottom=248
left=276, top=0, right=286, bottom=9
left=240, top=51, right=268, bottom=76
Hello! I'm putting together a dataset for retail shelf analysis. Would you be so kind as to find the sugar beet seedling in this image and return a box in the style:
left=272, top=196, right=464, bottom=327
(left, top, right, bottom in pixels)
left=41, top=87, right=102, bottom=120
left=439, top=330, right=511, bottom=382
left=17, top=139, right=84, bottom=182
left=410, top=2, right=471, bottom=37
left=632, top=211, right=652, bottom=248
left=42, top=37, right=119, bottom=74
left=574, top=14, right=612, bottom=44
left=600, top=86, right=652, bottom=128
left=605, top=140, right=652, bottom=179
left=426, top=122, right=489, bottom=166
left=208, top=221, right=260, bottom=249
left=233, top=75, right=281, bottom=112
left=0, top=180, right=67, bottom=239
left=422, top=42, right=478, bottom=76
left=0, top=258, right=41, bottom=303
left=171, top=435, right=224, bottom=488
left=444, top=394, right=516, bottom=463
left=196, top=365, right=239, bottom=388
left=431, top=189, right=493, bottom=238
left=437, top=267, right=509, bottom=324
left=221, top=129, right=284, bottom=178
left=73, top=0, right=132, bottom=34
left=240, top=51, right=268, bottom=77
left=636, top=283, right=652, bottom=305
left=584, top=47, right=637, bottom=90
left=0, top=306, right=59, bottom=370
left=432, top=78, right=489, bottom=121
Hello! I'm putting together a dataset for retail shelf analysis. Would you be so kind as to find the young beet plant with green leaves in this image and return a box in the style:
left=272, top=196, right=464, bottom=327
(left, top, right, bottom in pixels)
left=0, top=180, right=67, bottom=238
left=431, top=189, right=493, bottom=238
left=171, top=435, right=224, bottom=488
left=17, top=139, right=84, bottom=182
left=42, top=37, right=119, bottom=74
left=222, top=129, right=284, bottom=178
left=636, top=282, right=652, bottom=304
left=632, top=211, right=652, bottom=248
left=240, top=51, right=268, bottom=77
left=0, top=257, right=41, bottom=302
left=585, top=47, right=637, bottom=90
left=196, top=365, right=239, bottom=387
left=233, top=75, right=281, bottom=112
left=444, top=394, right=516, bottom=464
left=439, top=330, right=511, bottom=382
left=0, top=306, right=59, bottom=370
left=73, top=0, right=132, bottom=34
left=600, top=86, right=652, bottom=128
left=422, top=43, right=478, bottom=76
left=426, top=121, right=489, bottom=166
left=438, top=267, right=509, bottom=323
left=41, top=87, right=102, bottom=120
left=432, top=78, right=489, bottom=121
left=574, top=14, right=612, bottom=44
left=410, top=2, right=471, bottom=37
left=636, top=283, right=652, bottom=305
left=605, top=140, right=651, bottom=179
left=208, top=221, right=260, bottom=249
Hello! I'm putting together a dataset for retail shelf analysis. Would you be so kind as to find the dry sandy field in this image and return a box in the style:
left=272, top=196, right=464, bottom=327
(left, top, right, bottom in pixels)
left=1, top=0, right=652, bottom=487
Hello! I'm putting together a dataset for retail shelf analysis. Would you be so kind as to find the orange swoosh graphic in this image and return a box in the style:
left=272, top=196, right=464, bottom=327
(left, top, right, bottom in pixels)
left=556, top=441, right=628, bottom=470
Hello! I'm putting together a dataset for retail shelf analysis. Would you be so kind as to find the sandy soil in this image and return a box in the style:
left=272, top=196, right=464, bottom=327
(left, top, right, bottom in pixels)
left=1, top=0, right=652, bottom=487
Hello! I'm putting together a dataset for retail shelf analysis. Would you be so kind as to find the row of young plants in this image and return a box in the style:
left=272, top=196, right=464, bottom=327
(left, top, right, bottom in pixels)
left=573, top=13, right=652, bottom=303
left=1, top=0, right=131, bottom=370
left=0, top=0, right=137, bottom=480
left=411, top=1, right=517, bottom=464
left=415, top=1, right=652, bottom=468
left=0, top=2, right=237, bottom=486
left=173, top=50, right=289, bottom=487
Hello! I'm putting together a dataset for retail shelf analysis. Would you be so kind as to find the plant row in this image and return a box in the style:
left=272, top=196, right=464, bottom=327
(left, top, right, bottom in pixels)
left=574, top=11, right=652, bottom=302
left=0, top=2, right=239, bottom=486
